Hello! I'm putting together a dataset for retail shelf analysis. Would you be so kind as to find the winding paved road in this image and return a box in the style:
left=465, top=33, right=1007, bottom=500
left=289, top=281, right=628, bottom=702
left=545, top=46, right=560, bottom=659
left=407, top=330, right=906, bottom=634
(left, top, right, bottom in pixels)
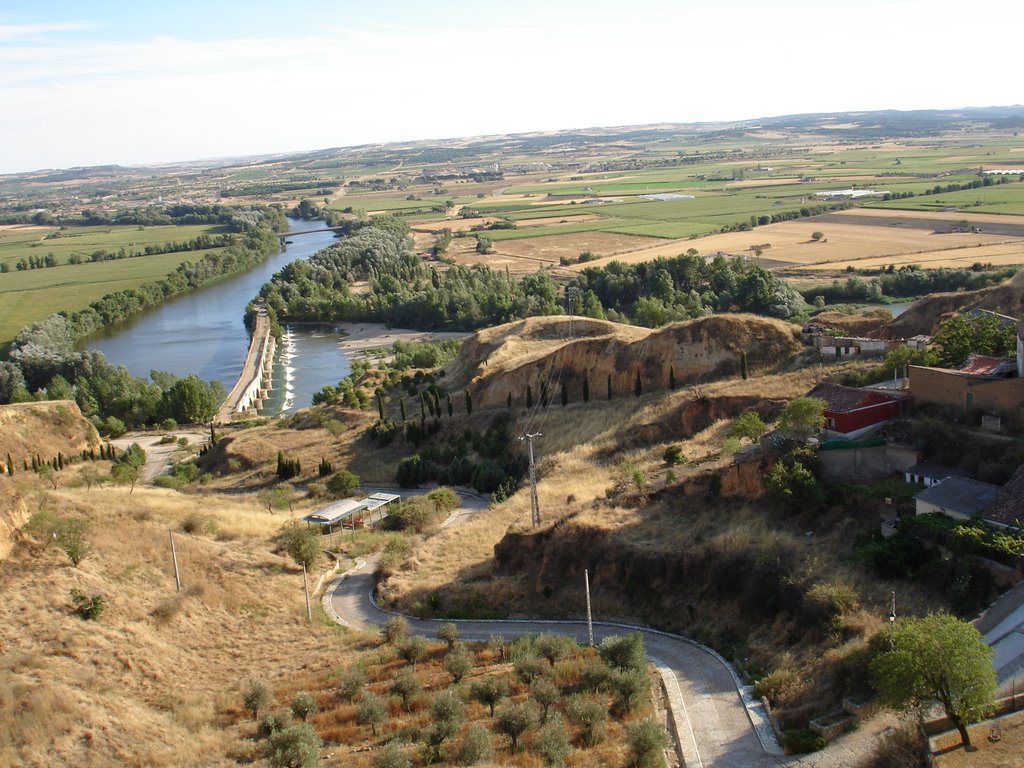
left=322, top=495, right=893, bottom=767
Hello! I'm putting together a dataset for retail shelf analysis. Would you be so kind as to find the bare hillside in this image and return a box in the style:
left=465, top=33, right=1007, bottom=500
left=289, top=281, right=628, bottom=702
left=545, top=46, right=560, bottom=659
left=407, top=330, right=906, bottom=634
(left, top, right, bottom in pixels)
left=448, top=314, right=802, bottom=410
left=885, top=270, right=1024, bottom=337
left=0, top=401, right=101, bottom=558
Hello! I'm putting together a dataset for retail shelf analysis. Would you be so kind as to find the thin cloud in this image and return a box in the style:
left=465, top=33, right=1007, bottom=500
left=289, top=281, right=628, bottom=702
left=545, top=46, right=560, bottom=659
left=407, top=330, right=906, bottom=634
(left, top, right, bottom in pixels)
left=0, top=20, right=96, bottom=40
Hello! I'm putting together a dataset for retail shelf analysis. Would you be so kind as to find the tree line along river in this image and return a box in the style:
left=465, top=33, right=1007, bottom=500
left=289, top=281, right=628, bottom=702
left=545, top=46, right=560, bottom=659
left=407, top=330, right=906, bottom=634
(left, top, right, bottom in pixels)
left=84, top=218, right=352, bottom=414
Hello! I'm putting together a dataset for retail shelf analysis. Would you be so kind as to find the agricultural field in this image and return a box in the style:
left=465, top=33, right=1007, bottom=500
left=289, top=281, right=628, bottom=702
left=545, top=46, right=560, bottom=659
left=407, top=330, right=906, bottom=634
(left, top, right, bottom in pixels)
left=551, top=209, right=1024, bottom=274
left=0, top=223, right=227, bottom=270
left=0, top=244, right=224, bottom=346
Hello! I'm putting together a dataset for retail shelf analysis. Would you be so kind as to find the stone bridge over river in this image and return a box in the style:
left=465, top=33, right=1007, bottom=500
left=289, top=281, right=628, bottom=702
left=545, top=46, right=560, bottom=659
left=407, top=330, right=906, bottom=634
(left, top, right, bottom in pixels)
left=215, top=308, right=274, bottom=423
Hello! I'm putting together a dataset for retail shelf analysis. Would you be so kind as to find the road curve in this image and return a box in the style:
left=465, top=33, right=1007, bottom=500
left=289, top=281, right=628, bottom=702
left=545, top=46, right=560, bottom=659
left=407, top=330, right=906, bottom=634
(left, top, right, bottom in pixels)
left=324, top=553, right=783, bottom=768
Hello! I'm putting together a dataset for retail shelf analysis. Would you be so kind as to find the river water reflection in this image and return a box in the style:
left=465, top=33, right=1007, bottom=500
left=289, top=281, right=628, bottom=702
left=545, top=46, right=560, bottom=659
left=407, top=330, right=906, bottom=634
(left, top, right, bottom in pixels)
left=85, top=218, right=351, bottom=414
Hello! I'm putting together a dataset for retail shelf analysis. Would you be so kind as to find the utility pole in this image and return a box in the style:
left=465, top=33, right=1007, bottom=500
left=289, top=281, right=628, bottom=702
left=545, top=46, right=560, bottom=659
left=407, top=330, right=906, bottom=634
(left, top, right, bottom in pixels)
left=520, top=433, right=542, bottom=527
left=302, top=563, right=312, bottom=623
left=169, top=530, right=181, bottom=593
left=888, top=590, right=896, bottom=649
left=585, top=568, right=594, bottom=647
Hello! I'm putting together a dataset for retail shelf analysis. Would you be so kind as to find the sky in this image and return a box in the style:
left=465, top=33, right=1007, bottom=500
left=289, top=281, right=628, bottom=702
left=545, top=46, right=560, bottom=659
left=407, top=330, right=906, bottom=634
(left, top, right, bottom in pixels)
left=1, top=0, right=1021, bottom=173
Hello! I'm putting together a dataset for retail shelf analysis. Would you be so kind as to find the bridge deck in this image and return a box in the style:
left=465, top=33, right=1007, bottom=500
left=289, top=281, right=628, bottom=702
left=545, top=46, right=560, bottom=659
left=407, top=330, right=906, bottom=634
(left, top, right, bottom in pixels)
left=216, top=312, right=271, bottom=423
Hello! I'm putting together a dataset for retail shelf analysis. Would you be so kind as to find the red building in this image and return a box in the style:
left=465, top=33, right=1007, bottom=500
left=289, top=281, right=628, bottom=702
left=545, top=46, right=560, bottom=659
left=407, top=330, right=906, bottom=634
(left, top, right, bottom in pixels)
left=806, top=382, right=907, bottom=439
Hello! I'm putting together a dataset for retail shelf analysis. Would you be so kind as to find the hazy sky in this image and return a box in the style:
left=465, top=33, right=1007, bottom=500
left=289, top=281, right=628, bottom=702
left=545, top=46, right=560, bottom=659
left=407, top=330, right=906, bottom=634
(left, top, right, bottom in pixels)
left=1, top=0, right=1020, bottom=173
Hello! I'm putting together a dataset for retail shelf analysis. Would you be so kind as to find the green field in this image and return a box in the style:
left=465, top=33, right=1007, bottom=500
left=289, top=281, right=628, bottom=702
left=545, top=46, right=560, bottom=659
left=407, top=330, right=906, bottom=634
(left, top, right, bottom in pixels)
left=0, top=223, right=227, bottom=270
left=867, top=181, right=1024, bottom=215
left=0, top=245, right=224, bottom=346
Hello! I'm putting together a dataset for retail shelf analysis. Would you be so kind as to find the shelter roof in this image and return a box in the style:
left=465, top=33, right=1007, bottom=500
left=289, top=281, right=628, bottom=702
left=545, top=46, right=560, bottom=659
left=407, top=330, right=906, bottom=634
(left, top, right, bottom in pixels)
left=914, top=477, right=1001, bottom=517
left=958, top=354, right=1017, bottom=377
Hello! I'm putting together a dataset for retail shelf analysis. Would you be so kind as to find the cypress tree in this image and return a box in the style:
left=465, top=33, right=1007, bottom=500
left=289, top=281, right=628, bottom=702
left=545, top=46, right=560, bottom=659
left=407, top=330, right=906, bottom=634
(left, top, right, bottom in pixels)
left=420, top=391, right=428, bottom=417
left=527, top=385, right=534, bottom=409
left=465, top=389, right=473, bottom=416
left=541, top=380, right=549, bottom=407
left=741, top=351, right=749, bottom=380
left=507, top=392, right=512, bottom=409
left=634, top=370, right=643, bottom=398
left=6, top=453, right=13, bottom=476
left=607, top=373, right=613, bottom=401
left=582, top=376, right=590, bottom=403
left=276, top=450, right=284, bottom=477
left=669, top=365, right=676, bottom=391
left=400, top=398, right=407, bottom=421
left=447, top=393, right=453, bottom=418
left=561, top=381, right=568, bottom=407
left=377, top=391, right=385, bottom=420
left=210, top=423, right=218, bottom=446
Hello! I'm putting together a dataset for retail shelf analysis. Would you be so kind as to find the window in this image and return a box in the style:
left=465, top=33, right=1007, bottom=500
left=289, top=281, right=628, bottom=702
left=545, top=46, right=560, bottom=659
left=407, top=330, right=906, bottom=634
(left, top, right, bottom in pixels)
left=826, top=417, right=836, bottom=428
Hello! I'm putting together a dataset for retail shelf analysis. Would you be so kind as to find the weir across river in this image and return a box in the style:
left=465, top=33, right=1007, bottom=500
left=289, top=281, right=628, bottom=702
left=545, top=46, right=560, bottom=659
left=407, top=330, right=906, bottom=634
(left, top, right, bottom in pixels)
left=215, top=307, right=275, bottom=423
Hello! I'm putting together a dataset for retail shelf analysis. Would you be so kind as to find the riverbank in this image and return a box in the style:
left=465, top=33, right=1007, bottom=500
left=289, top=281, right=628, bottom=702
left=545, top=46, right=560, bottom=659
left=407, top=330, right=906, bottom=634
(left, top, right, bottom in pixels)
left=333, top=323, right=472, bottom=355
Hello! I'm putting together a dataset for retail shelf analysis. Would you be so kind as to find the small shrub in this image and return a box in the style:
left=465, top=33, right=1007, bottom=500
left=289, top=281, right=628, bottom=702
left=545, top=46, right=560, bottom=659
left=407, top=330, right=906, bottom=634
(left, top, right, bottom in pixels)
left=495, top=701, right=536, bottom=751
left=437, top=622, right=460, bottom=648
left=534, top=715, right=571, bottom=767
left=781, top=728, right=826, bottom=754
left=69, top=588, right=105, bottom=620
left=862, top=723, right=929, bottom=768
left=390, top=668, right=421, bottom=712
left=469, top=676, right=508, bottom=717
left=290, top=691, right=318, bottom=721
left=397, top=635, right=428, bottom=669
left=514, top=656, right=550, bottom=684
left=567, top=695, right=606, bottom=747
left=445, top=644, right=473, bottom=684
left=264, top=722, right=321, bottom=768
left=182, top=512, right=217, bottom=535
left=662, top=445, right=684, bottom=466
left=626, top=718, right=669, bottom=768
left=753, top=668, right=799, bottom=708
left=358, top=692, right=387, bottom=736
left=338, top=665, right=367, bottom=702
left=530, top=677, right=561, bottom=723
left=257, top=710, right=293, bottom=740
left=453, top=724, right=493, bottom=766
left=381, top=615, right=410, bottom=645
left=598, top=633, right=646, bottom=674
left=243, top=678, right=271, bottom=721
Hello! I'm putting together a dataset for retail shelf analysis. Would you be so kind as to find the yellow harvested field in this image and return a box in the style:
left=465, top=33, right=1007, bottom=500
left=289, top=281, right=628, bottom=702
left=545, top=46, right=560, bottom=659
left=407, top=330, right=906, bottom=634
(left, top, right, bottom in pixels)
left=834, top=208, right=1024, bottom=227
left=516, top=214, right=605, bottom=227
left=801, top=240, right=1024, bottom=270
left=413, top=217, right=497, bottom=232
left=493, top=231, right=659, bottom=264
left=571, top=216, right=1021, bottom=272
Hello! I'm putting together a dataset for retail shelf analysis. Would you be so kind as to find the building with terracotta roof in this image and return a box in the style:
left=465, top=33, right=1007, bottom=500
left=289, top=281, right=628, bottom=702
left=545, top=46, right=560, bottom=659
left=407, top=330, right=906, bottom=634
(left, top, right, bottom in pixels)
left=805, top=381, right=907, bottom=439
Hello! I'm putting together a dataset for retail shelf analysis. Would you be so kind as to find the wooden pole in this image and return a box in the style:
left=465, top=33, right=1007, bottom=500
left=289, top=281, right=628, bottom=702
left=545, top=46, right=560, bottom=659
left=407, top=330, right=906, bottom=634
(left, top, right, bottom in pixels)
left=302, top=563, right=312, bottom=623
left=169, top=530, right=181, bottom=593
left=585, top=568, right=594, bottom=647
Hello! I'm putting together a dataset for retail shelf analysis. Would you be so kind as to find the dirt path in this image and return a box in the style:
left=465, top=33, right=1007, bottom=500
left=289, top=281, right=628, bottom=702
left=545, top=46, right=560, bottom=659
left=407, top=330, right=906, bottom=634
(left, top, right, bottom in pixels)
left=111, top=430, right=208, bottom=484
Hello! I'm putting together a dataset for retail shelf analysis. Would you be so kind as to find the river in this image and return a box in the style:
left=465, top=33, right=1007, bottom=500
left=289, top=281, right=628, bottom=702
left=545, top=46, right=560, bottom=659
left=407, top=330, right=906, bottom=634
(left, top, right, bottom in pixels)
left=85, top=218, right=351, bottom=414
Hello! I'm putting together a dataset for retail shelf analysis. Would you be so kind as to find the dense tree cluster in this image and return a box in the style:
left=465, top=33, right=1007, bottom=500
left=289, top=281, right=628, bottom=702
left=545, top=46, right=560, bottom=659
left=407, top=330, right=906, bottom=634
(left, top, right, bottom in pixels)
left=1, top=203, right=288, bottom=230
left=257, top=219, right=808, bottom=331
left=802, top=266, right=1016, bottom=303
left=575, top=253, right=807, bottom=324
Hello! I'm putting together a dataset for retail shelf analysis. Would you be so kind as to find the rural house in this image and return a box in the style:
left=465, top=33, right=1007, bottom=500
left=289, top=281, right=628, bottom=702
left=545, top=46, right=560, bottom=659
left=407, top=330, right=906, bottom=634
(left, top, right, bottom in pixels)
left=805, top=382, right=907, bottom=439
left=913, top=477, right=1001, bottom=521
left=909, top=353, right=1024, bottom=411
